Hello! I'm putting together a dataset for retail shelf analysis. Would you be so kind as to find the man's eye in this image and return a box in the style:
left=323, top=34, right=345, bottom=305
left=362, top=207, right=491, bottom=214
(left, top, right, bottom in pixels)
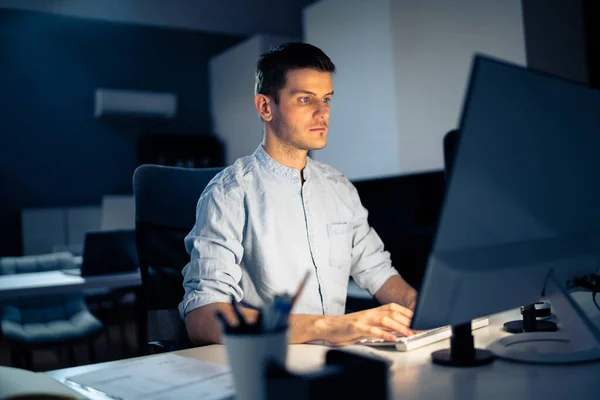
left=323, top=97, right=332, bottom=104
left=300, top=97, right=310, bottom=103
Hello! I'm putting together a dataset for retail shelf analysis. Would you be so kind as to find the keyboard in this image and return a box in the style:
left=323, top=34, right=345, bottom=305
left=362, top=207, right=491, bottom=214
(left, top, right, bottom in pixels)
left=356, top=316, right=490, bottom=352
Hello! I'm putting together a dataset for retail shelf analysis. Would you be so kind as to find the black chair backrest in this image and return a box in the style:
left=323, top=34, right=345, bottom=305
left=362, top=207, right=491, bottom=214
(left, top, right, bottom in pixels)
left=353, top=171, right=445, bottom=291
left=132, top=164, right=224, bottom=348
left=443, top=129, right=460, bottom=181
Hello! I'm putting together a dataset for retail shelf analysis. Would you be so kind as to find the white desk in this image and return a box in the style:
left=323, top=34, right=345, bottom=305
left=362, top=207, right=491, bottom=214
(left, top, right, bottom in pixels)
left=46, top=293, right=600, bottom=399
left=0, top=269, right=145, bottom=351
left=0, top=270, right=142, bottom=300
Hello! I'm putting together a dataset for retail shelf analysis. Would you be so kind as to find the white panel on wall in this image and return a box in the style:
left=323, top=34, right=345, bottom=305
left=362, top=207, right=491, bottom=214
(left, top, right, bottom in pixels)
left=209, top=34, right=295, bottom=165
left=100, top=195, right=135, bottom=231
left=67, top=205, right=102, bottom=254
left=94, top=88, right=177, bottom=119
left=302, top=0, right=526, bottom=178
left=22, top=206, right=102, bottom=255
left=303, top=0, right=401, bottom=180
left=21, top=208, right=66, bottom=255
left=391, top=0, right=526, bottom=174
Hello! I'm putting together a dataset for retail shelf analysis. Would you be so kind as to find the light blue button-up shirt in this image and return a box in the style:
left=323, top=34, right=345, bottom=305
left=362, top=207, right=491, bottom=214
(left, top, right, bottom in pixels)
left=179, top=145, right=399, bottom=319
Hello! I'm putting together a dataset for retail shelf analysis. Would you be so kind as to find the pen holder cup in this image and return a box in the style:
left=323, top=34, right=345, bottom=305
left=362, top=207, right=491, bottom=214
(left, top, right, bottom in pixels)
left=223, top=327, right=289, bottom=400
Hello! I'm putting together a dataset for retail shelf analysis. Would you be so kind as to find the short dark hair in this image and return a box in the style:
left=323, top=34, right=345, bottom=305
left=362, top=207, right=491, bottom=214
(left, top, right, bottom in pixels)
left=255, top=42, right=336, bottom=103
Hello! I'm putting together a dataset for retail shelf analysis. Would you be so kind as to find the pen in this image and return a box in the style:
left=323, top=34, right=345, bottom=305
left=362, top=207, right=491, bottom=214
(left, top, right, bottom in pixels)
left=266, top=271, right=311, bottom=330
left=230, top=295, right=250, bottom=329
left=215, top=309, right=231, bottom=333
left=290, top=270, right=311, bottom=309
left=272, top=294, right=293, bottom=330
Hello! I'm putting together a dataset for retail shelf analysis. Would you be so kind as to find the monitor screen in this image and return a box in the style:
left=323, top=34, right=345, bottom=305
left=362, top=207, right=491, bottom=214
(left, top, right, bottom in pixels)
left=412, top=55, right=600, bottom=330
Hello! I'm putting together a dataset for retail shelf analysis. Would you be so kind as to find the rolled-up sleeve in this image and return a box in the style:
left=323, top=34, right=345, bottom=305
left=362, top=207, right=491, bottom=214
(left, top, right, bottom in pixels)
left=348, top=183, right=399, bottom=296
left=178, top=183, right=245, bottom=319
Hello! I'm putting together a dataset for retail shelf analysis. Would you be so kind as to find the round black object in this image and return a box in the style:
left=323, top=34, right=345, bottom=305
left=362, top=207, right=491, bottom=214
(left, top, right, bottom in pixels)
left=432, top=348, right=495, bottom=367
left=503, top=319, right=558, bottom=333
left=520, top=301, right=552, bottom=319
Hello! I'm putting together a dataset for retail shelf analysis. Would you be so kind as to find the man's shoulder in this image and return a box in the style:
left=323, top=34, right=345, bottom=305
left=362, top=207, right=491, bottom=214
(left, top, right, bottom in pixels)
left=207, top=154, right=259, bottom=198
left=310, top=158, right=351, bottom=185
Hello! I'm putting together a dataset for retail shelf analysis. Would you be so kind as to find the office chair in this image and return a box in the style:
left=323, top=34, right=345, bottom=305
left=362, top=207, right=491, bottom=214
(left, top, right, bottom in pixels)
left=443, top=129, right=460, bottom=181
left=132, top=164, right=224, bottom=353
left=0, top=252, right=104, bottom=369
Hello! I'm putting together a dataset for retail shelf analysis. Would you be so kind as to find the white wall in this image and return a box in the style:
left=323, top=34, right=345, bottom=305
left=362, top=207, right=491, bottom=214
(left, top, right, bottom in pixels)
left=303, top=0, right=526, bottom=178
left=0, top=0, right=313, bottom=37
left=209, top=35, right=295, bottom=165
left=304, top=0, right=401, bottom=180
left=391, top=0, right=526, bottom=173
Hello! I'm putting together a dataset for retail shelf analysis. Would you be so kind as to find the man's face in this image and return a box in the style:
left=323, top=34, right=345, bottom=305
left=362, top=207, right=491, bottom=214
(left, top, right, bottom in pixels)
left=270, top=68, right=334, bottom=151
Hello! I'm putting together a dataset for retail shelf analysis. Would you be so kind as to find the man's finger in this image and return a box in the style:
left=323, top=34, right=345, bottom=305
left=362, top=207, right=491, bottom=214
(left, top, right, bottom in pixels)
left=367, top=312, right=411, bottom=333
left=378, top=315, right=414, bottom=337
left=390, top=311, right=412, bottom=328
left=364, top=325, right=398, bottom=342
left=385, top=303, right=414, bottom=318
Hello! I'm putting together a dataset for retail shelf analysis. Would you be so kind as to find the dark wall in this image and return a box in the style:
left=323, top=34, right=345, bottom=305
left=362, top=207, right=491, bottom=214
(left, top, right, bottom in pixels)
left=522, top=0, right=600, bottom=88
left=0, top=9, right=244, bottom=256
left=582, top=0, right=600, bottom=89
left=521, top=0, right=589, bottom=84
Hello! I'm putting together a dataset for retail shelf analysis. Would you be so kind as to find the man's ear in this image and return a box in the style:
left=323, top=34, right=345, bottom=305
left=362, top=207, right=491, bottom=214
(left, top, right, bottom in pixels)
left=254, top=94, right=272, bottom=121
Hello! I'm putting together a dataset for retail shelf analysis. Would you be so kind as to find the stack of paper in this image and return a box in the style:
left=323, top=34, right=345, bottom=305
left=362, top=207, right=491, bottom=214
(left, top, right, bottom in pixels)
left=63, top=353, right=234, bottom=400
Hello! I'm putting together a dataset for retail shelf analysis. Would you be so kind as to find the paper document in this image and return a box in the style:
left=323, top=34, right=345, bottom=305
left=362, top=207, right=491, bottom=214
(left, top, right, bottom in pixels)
left=64, top=353, right=234, bottom=400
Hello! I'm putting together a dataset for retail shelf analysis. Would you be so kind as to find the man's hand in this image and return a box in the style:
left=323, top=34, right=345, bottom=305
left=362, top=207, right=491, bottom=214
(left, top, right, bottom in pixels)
left=316, top=303, right=415, bottom=344
left=186, top=299, right=416, bottom=346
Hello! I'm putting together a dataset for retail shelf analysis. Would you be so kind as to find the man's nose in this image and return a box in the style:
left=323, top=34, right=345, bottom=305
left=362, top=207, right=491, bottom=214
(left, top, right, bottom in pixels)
left=314, top=102, right=330, bottom=119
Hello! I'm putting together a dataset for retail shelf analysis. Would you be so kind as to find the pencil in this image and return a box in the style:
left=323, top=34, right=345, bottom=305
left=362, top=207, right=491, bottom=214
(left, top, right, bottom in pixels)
left=230, top=295, right=249, bottom=327
left=290, top=270, right=311, bottom=310
left=215, top=309, right=230, bottom=333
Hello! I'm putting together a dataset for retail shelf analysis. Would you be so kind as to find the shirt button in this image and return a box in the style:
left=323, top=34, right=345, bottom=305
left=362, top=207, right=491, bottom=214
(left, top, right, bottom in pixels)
left=308, top=234, right=314, bottom=242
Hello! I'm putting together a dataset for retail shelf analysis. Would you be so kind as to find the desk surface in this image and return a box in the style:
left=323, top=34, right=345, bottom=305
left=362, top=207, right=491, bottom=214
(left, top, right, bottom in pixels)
left=46, top=293, right=600, bottom=399
left=0, top=272, right=362, bottom=302
left=0, top=269, right=142, bottom=300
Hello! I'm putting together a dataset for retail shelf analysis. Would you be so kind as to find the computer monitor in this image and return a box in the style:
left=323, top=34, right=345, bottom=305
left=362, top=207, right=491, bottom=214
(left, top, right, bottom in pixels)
left=411, top=54, right=600, bottom=366
left=81, top=230, right=138, bottom=276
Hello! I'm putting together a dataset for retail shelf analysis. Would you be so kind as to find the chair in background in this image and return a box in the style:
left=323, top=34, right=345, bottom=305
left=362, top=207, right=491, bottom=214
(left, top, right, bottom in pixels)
left=443, top=129, right=460, bottom=181
left=352, top=171, right=446, bottom=292
left=0, top=252, right=104, bottom=369
left=132, top=164, right=224, bottom=353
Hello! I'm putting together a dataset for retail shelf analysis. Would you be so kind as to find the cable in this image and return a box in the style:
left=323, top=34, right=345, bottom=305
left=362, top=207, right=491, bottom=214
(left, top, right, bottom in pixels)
left=572, top=273, right=600, bottom=312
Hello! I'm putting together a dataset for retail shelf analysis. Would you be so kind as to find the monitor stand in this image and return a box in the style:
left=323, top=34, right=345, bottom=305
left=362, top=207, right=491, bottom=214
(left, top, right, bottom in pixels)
left=431, top=321, right=495, bottom=367
left=489, top=271, right=600, bottom=364
left=503, top=303, right=557, bottom=333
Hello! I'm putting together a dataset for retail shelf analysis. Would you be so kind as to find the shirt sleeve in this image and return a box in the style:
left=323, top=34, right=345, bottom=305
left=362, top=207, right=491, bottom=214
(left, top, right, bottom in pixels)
left=348, top=182, right=400, bottom=296
left=178, top=183, right=245, bottom=319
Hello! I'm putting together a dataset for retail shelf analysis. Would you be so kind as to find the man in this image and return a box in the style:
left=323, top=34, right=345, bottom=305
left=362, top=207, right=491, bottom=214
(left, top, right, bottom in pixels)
left=180, top=42, right=418, bottom=345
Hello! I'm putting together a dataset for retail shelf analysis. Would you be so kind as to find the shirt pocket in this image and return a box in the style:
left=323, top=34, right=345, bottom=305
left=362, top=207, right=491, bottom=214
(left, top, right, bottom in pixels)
left=327, top=222, right=352, bottom=268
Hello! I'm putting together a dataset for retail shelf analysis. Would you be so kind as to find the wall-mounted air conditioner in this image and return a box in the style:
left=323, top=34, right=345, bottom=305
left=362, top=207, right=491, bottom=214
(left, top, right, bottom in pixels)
left=94, top=88, right=177, bottom=119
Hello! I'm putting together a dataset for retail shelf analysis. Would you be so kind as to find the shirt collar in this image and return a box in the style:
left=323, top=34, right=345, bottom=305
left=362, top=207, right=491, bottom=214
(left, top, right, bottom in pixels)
left=253, top=145, right=312, bottom=183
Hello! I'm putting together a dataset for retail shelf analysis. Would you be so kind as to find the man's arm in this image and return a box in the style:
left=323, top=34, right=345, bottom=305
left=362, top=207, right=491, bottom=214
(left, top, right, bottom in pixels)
left=186, top=301, right=416, bottom=345
left=374, top=275, right=418, bottom=311
left=342, top=180, right=418, bottom=332
left=185, top=303, right=325, bottom=345
left=180, top=182, right=248, bottom=341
